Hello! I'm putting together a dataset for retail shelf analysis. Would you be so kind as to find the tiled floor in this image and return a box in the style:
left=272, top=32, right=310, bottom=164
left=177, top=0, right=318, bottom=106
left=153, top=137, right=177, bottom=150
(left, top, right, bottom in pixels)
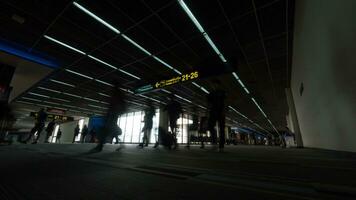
left=1, top=143, right=356, bottom=199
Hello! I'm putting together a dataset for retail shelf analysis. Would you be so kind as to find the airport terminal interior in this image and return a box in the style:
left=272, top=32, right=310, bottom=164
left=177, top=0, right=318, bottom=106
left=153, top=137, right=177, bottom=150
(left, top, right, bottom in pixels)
left=0, top=0, right=355, bottom=199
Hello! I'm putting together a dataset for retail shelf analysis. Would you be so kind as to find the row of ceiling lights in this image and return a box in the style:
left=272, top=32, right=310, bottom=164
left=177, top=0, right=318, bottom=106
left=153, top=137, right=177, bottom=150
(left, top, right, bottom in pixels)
left=19, top=1, right=208, bottom=114
left=71, top=1, right=209, bottom=94
left=18, top=1, right=271, bottom=131
left=178, top=0, right=279, bottom=133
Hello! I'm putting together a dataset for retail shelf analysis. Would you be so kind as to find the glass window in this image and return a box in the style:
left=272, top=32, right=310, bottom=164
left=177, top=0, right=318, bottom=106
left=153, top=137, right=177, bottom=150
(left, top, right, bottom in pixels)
left=124, top=112, right=134, bottom=143
left=131, top=112, right=142, bottom=143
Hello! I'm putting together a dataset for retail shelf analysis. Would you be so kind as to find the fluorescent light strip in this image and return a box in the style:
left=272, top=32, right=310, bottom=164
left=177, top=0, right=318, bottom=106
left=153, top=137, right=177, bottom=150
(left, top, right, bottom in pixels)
left=232, top=72, right=240, bottom=80
left=95, top=79, right=114, bottom=87
left=161, top=89, right=171, bottom=94
left=84, top=97, right=100, bottom=103
left=62, top=104, right=76, bottom=108
left=29, top=92, right=49, bottom=98
left=174, top=94, right=192, bottom=103
left=16, top=100, right=35, bottom=105
left=228, top=106, right=248, bottom=119
left=22, top=97, right=41, bottom=102
left=139, top=94, right=161, bottom=103
left=88, top=104, right=107, bottom=109
left=98, top=92, right=111, bottom=97
left=65, top=69, right=93, bottom=80
left=63, top=92, right=82, bottom=98
left=152, top=56, right=174, bottom=70
left=118, top=69, right=141, bottom=80
left=197, top=105, right=207, bottom=110
left=178, top=0, right=226, bottom=63
left=44, top=35, right=86, bottom=55
left=52, top=97, right=70, bottom=102
left=178, top=0, right=204, bottom=33
left=243, top=87, right=250, bottom=94
left=100, top=101, right=110, bottom=105
left=88, top=55, right=117, bottom=70
left=192, top=82, right=210, bottom=94
left=73, top=2, right=120, bottom=34
left=38, top=87, right=61, bottom=93
left=202, top=33, right=226, bottom=62
left=50, top=79, right=75, bottom=87
left=73, top=2, right=182, bottom=79
left=120, top=88, right=134, bottom=94
left=173, top=69, right=182, bottom=75
left=121, top=34, right=151, bottom=56
left=251, top=97, right=267, bottom=118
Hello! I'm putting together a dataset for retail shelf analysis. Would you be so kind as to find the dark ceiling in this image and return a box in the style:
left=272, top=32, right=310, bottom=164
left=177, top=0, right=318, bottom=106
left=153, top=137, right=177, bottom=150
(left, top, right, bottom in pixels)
left=0, top=0, right=295, bottom=134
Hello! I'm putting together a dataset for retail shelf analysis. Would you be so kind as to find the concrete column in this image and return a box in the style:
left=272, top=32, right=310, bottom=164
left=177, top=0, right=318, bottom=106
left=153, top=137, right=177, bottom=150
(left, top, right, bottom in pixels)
left=285, top=88, right=303, bottom=147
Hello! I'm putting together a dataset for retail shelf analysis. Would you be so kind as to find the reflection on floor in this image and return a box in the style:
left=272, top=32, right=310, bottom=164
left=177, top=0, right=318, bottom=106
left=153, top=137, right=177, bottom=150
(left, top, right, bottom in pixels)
left=1, top=144, right=356, bottom=200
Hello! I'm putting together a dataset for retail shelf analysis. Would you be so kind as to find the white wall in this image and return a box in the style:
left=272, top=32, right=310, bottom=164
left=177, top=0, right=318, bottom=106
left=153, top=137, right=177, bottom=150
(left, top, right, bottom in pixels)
left=291, top=0, right=356, bottom=152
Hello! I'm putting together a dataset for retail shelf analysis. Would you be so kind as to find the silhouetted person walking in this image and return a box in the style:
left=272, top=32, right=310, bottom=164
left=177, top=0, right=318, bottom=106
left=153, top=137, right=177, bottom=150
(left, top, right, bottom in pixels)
left=207, top=79, right=226, bottom=151
left=139, top=102, right=155, bottom=148
left=45, top=119, right=56, bottom=143
left=56, top=128, right=62, bottom=143
left=89, top=128, right=97, bottom=143
left=91, top=84, right=126, bottom=152
left=165, top=94, right=182, bottom=149
left=22, top=108, right=47, bottom=144
left=81, top=124, right=89, bottom=143
left=72, top=124, right=80, bottom=143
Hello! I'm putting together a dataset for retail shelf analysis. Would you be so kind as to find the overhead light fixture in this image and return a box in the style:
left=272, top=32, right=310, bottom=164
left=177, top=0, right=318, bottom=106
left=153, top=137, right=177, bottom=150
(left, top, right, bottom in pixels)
left=173, top=69, right=182, bottom=75
left=28, top=92, right=49, bottom=98
left=62, top=104, right=76, bottom=108
left=138, top=94, right=161, bottom=103
left=232, top=72, right=250, bottom=94
left=202, top=33, right=227, bottom=62
left=251, top=97, right=267, bottom=118
left=118, top=69, right=141, bottom=80
left=95, top=79, right=114, bottom=87
left=197, top=105, right=207, bottom=110
left=174, top=94, right=192, bottom=103
left=161, top=89, right=171, bottom=94
left=22, top=97, right=41, bottom=102
left=88, top=104, right=107, bottom=109
left=50, top=79, right=75, bottom=87
left=88, top=55, right=117, bottom=70
left=121, top=34, right=151, bottom=56
left=63, top=92, right=82, bottom=98
left=178, top=0, right=226, bottom=63
left=38, top=87, right=61, bottom=93
left=152, top=56, right=174, bottom=70
left=84, top=97, right=100, bottom=103
left=177, top=0, right=204, bottom=32
left=73, top=1, right=182, bottom=78
left=228, top=106, right=248, bottom=119
left=192, top=82, right=210, bottom=94
left=44, top=35, right=86, bottom=55
left=72, top=2, right=120, bottom=34
left=120, top=88, right=134, bottom=94
left=98, top=92, right=111, bottom=97
left=65, top=69, right=93, bottom=80
left=16, top=100, right=35, bottom=105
